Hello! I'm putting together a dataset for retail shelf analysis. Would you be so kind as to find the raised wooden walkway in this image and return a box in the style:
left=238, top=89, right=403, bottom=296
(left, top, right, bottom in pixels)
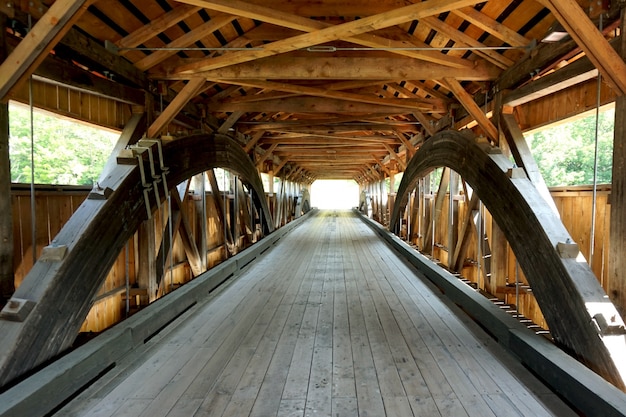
left=56, top=211, right=575, bottom=417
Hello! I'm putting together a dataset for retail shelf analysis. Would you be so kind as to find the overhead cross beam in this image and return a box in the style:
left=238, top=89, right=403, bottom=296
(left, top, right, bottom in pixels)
left=207, top=79, right=447, bottom=113
left=116, top=4, right=202, bottom=55
left=174, top=0, right=482, bottom=75
left=161, top=57, right=500, bottom=81
left=176, top=0, right=475, bottom=69
left=135, top=14, right=236, bottom=71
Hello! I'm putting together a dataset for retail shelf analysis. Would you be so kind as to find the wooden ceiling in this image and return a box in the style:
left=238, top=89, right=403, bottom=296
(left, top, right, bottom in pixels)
left=1, top=0, right=625, bottom=182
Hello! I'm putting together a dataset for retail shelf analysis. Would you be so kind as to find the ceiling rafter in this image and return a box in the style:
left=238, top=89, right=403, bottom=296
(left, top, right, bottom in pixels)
left=442, top=77, right=499, bottom=142
left=135, top=13, right=236, bottom=71
left=115, top=4, right=202, bottom=54
left=450, top=6, right=531, bottom=47
left=176, top=0, right=476, bottom=69
left=159, top=56, right=500, bottom=81
left=173, top=0, right=482, bottom=74
left=539, top=0, right=626, bottom=95
left=207, top=78, right=448, bottom=113
left=0, top=0, right=92, bottom=101
left=420, top=16, right=515, bottom=69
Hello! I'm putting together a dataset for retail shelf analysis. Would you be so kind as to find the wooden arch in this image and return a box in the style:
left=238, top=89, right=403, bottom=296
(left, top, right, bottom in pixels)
left=389, top=130, right=626, bottom=389
left=0, top=133, right=273, bottom=387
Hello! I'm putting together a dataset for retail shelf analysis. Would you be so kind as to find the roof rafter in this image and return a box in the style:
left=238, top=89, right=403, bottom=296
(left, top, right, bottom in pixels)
left=0, top=0, right=92, bottom=101
left=539, top=0, right=626, bottom=95
left=207, top=78, right=447, bottom=113
left=173, top=0, right=482, bottom=74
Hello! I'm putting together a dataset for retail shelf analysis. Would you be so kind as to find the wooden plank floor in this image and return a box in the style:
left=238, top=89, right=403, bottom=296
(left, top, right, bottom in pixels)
left=57, top=211, right=576, bottom=417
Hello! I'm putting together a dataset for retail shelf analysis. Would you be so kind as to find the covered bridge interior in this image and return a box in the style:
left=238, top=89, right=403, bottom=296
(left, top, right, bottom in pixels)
left=1, top=0, right=626, bottom=415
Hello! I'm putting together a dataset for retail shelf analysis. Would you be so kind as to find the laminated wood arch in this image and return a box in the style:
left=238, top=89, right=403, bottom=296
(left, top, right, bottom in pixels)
left=389, top=130, right=626, bottom=389
left=0, top=133, right=273, bottom=387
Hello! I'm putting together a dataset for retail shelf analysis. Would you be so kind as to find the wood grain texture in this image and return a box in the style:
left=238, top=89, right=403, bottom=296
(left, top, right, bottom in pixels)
left=0, top=133, right=273, bottom=388
left=56, top=211, right=571, bottom=417
left=390, top=129, right=626, bottom=389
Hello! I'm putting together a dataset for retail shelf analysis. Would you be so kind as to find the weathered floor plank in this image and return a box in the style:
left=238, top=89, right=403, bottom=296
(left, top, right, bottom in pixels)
left=56, top=211, right=575, bottom=417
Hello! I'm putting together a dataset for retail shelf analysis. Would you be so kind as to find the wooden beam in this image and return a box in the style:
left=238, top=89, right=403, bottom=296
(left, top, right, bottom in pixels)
left=500, top=113, right=557, bottom=212
left=447, top=171, right=459, bottom=270
left=210, top=96, right=432, bottom=115
left=206, top=169, right=234, bottom=249
left=423, top=167, right=450, bottom=253
left=177, top=0, right=474, bottom=70
left=394, top=131, right=415, bottom=158
left=99, top=113, right=146, bottom=183
left=452, top=190, right=480, bottom=272
left=244, top=131, right=264, bottom=153
left=148, top=78, right=205, bottom=137
left=421, top=16, right=514, bottom=69
left=273, top=158, right=289, bottom=177
left=412, top=110, right=437, bottom=136
left=259, top=135, right=399, bottom=144
left=3, top=30, right=145, bottom=106
left=174, top=0, right=482, bottom=74
left=490, top=217, right=508, bottom=300
left=171, top=188, right=203, bottom=277
left=390, top=130, right=626, bottom=388
left=443, top=77, right=498, bottom=142
left=540, top=0, right=626, bottom=95
left=503, top=36, right=622, bottom=107
left=0, top=14, right=13, bottom=300
left=0, top=0, right=92, bottom=102
left=115, top=4, right=202, bottom=54
left=209, top=79, right=445, bottom=113
left=155, top=202, right=183, bottom=288
left=172, top=57, right=500, bottom=81
left=383, top=143, right=407, bottom=171
left=217, top=111, right=244, bottom=134
left=135, top=13, right=236, bottom=71
left=255, top=143, right=278, bottom=169
left=138, top=218, right=158, bottom=303
left=451, top=7, right=531, bottom=47
left=155, top=185, right=204, bottom=283
left=496, top=37, right=578, bottom=92
left=609, top=10, right=626, bottom=317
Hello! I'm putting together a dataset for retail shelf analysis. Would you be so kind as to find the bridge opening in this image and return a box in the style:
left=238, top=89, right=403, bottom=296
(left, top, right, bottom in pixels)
left=311, top=179, right=359, bottom=210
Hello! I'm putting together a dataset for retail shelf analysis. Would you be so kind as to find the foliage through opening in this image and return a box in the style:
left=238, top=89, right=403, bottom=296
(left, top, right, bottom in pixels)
left=8, top=102, right=119, bottom=186
left=525, top=107, right=615, bottom=187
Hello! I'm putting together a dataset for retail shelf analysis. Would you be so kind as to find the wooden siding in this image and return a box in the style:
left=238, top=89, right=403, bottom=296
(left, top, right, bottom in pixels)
left=517, top=79, right=617, bottom=131
left=11, top=78, right=134, bottom=132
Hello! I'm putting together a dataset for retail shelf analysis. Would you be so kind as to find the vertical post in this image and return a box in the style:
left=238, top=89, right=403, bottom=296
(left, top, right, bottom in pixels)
left=490, top=220, right=508, bottom=300
left=477, top=201, right=483, bottom=290
left=193, top=173, right=207, bottom=270
left=233, top=175, right=239, bottom=246
left=448, top=170, right=458, bottom=269
left=608, top=9, right=626, bottom=316
left=0, top=12, right=14, bottom=301
left=138, top=218, right=157, bottom=304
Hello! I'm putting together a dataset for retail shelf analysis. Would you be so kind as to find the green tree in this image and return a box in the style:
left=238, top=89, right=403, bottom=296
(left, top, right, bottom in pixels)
left=525, top=108, right=614, bottom=187
left=8, top=103, right=119, bottom=185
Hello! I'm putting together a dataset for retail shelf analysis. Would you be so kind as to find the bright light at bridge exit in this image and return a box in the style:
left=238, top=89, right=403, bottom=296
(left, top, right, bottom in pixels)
left=311, top=180, right=359, bottom=210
